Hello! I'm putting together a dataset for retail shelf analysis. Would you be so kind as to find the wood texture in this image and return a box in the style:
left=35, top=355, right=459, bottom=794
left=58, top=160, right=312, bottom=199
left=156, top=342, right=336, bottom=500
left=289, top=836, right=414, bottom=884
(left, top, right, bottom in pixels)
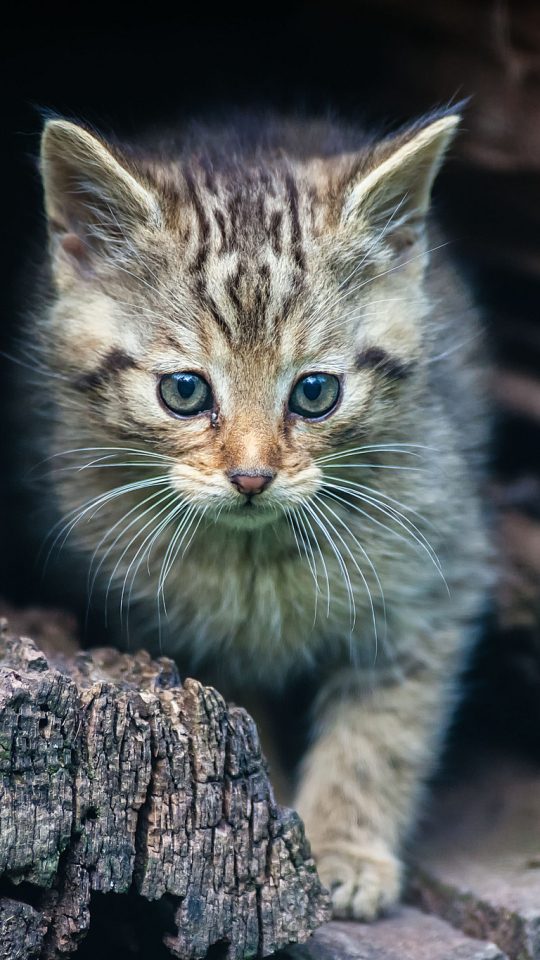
left=0, top=618, right=330, bottom=960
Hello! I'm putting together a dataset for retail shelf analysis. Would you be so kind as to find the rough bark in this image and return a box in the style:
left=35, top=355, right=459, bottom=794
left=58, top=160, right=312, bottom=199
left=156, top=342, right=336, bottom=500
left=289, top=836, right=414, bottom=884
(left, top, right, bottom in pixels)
left=0, top=618, right=330, bottom=960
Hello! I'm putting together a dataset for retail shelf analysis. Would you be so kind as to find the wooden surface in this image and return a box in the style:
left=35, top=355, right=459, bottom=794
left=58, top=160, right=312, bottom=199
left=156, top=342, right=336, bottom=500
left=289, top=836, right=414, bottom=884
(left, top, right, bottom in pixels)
left=0, top=618, right=330, bottom=960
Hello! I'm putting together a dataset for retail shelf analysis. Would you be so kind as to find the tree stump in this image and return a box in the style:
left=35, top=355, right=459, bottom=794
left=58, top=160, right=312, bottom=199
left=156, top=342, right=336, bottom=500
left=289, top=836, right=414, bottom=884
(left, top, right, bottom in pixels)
left=0, top=618, right=330, bottom=960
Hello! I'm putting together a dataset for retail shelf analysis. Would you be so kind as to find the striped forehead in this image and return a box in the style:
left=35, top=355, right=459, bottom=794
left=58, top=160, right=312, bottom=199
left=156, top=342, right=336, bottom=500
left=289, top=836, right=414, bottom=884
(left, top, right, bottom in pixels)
left=181, top=166, right=313, bottom=345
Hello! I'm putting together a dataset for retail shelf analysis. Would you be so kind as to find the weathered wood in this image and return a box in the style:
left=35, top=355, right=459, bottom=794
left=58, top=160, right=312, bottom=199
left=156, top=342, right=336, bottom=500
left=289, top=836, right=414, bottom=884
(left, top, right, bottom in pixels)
left=0, top=618, right=330, bottom=960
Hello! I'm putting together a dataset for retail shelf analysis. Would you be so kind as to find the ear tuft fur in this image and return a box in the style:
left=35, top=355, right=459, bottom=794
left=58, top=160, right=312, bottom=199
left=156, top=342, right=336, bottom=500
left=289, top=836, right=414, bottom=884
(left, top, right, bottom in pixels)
left=40, top=119, right=161, bottom=243
left=342, top=114, right=459, bottom=232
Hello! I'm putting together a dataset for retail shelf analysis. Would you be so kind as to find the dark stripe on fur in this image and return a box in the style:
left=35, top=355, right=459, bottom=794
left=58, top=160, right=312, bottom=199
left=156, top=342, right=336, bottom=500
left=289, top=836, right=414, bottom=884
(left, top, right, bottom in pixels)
left=269, top=211, right=283, bottom=256
left=252, top=263, right=271, bottom=335
left=226, top=264, right=244, bottom=315
left=214, top=208, right=229, bottom=253
left=285, top=173, right=305, bottom=271
left=184, top=170, right=211, bottom=272
left=355, top=347, right=414, bottom=380
left=227, top=190, right=242, bottom=249
left=193, top=278, right=233, bottom=342
left=73, top=350, right=139, bottom=392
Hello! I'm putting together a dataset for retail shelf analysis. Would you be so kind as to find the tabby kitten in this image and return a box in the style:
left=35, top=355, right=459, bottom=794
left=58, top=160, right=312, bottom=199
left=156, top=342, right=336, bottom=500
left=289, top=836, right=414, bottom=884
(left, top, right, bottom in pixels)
left=29, top=112, right=491, bottom=920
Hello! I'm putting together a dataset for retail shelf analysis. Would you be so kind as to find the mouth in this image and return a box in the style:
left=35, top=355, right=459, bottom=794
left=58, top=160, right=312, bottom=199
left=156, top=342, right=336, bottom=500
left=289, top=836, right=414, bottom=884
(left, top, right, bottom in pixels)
left=216, top=495, right=280, bottom=529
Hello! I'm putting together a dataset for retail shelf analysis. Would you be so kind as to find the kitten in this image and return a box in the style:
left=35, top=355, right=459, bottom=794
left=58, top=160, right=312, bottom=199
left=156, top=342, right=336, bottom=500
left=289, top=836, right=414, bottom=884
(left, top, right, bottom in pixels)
left=26, top=111, right=492, bottom=920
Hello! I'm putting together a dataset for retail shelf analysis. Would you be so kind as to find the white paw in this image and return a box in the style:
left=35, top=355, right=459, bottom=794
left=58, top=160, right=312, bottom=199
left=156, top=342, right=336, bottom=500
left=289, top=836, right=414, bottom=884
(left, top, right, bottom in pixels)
left=316, top=848, right=402, bottom=921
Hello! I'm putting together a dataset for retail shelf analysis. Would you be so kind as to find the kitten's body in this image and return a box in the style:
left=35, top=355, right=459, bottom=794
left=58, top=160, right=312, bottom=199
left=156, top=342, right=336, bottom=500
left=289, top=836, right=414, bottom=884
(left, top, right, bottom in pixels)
left=24, top=113, right=492, bottom=919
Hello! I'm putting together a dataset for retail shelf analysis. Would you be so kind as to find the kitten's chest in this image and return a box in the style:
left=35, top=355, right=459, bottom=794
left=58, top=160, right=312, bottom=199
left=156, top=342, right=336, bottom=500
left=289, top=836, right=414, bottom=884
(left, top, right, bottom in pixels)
left=156, top=522, right=416, bottom=676
left=162, top=533, right=318, bottom=651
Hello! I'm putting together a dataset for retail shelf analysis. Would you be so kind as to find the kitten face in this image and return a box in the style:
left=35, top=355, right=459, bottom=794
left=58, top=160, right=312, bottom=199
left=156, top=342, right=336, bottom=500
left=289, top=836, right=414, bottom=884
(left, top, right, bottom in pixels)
left=57, top=227, right=376, bottom=533
left=40, top=116, right=456, bottom=536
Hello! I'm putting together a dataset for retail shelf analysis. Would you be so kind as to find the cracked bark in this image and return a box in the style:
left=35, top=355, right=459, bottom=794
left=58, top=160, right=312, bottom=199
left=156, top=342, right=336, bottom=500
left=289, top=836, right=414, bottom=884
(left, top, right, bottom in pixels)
left=0, top=618, right=330, bottom=960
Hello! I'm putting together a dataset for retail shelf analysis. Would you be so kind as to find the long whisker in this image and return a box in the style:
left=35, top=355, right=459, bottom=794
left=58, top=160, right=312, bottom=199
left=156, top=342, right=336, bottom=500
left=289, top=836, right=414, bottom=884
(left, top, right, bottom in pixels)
left=86, top=490, right=178, bottom=635
left=117, top=498, right=187, bottom=611
left=0, top=348, right=70, bottom=381
left=302, top=500, right=356, bottom=630
left=113, top=498, right=189, bottom=634
left=299, top=504, right=332, bottom=617
left=321, top=482, right=447, bottom=587
left=157, top=505, right=199, bottom=600
left=87, top=487, right=177, bottom=604
left=314, top=444, right=432, bottom=465
left=312, top=240, right=451, bottom=327
left=315, top=493, right=388, bottom=666
left=293, top=507, right=320, bottom=626
left=421, top=330, right=483, bottom=366
left=43, top=445, right=177, bottom=465
left=312, top=495, right=380, bottom=658
left=41, top=476, right=171, bottom=569
left=325, top=483, right=443, bottom=573
left=318, top=294, right=427, bottom=335
left=319, top=464, right=422, bottom=472
left=323, top=474, right=432, bottom=524
left=177, top=507, right=206, bottom=562
left=156, top=506, right=204, bottom=651
left=284, top=506, right=304, bottom=564
left=295, top=509, right=319, bottom=589
left=124, top=502, right=195, bottom=637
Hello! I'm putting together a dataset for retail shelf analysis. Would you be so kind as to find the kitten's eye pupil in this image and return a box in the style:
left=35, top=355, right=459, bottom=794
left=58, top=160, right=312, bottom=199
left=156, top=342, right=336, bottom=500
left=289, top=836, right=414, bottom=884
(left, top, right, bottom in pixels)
left=177, top=377, right=196, bottom=399
left=303, top=378, right=322, bottom=402
left=160, top=372, right=212, bottom=416
left=289, top=373, right=340, bottom=419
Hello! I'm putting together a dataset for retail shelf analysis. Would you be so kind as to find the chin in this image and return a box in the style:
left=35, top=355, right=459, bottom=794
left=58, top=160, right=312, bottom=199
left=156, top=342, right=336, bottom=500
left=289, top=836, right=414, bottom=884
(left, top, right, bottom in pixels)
left=215, top=503, right=281, bottom=530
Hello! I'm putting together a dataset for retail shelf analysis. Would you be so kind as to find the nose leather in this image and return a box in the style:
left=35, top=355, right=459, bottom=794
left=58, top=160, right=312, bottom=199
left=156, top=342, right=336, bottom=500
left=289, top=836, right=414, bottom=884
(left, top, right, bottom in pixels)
left=230, top=473, right=273, bottom=495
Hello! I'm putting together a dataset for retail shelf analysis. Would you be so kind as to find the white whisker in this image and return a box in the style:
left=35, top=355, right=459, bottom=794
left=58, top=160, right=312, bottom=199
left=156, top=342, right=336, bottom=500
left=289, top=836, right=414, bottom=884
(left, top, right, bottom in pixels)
left=323, top=474, right=432, bottom=525
left=314, top=443, right=432, bottom=466
left=293, top=507, right=320, bottom=626
left=312, top=240, right=451, bottom=328
left=41, top=476, right=171, bottom=569
left=300, top=504, right=332, bottom=617
left=116, top=498, right=188, bottom=627
left=312, top=495, right=381, bottom=660
left=0, top=349, right=70, bottom=381
left=87, top=487, right=177, bottom=604
left=321, top=482, right=447, bottom=588
left=303, top=500, right=356, bottom=631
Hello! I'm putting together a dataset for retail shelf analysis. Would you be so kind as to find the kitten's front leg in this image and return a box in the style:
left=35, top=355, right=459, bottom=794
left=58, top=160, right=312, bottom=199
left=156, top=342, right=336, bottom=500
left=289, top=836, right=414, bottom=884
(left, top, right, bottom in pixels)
left=294, top=639, right=460, bottom=920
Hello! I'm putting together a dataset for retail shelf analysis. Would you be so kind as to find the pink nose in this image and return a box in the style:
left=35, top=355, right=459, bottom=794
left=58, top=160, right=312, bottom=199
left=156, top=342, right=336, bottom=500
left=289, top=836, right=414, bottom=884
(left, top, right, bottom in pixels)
left=230, top=473, right=273, bottom=496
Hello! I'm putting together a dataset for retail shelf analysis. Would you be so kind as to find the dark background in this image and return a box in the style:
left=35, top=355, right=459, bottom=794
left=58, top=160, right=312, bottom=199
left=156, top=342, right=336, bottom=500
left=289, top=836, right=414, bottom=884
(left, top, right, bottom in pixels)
left=3, top=1, right=540, bottom=766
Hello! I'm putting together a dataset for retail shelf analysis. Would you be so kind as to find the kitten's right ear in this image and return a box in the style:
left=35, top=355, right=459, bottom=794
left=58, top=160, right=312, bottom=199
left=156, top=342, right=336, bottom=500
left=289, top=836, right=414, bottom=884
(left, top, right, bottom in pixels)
left=41, top=119, right=161, bottom=269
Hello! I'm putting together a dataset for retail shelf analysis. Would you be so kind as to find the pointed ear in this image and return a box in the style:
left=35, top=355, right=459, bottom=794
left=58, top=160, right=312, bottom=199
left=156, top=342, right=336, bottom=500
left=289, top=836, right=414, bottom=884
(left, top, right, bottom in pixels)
left=342, top=115, right=459, bottom=248
left=40, top=119, right=161, bottom=267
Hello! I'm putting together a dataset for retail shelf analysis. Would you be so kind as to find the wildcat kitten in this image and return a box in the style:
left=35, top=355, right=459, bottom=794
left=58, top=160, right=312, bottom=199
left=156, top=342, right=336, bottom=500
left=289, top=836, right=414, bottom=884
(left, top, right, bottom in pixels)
left=27, top=112, right=491, bottom=920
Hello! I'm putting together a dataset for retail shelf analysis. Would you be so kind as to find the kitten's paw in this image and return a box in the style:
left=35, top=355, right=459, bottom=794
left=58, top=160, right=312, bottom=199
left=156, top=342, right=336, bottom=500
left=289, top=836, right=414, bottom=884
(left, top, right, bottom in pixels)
left=316, top=846, right=402, bottom=921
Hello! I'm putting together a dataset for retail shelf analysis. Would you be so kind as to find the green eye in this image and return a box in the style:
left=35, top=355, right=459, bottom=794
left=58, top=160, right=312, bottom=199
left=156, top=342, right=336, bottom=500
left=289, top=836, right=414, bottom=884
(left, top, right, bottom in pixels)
left=289, top=374, right=340, bottom=419
left=159, top=372, right=213, bottom=416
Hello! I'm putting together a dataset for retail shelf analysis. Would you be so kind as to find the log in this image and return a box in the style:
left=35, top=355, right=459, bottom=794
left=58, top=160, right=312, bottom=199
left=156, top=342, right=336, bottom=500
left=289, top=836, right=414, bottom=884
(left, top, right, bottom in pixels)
left=0, top=617, right=330, bottom=960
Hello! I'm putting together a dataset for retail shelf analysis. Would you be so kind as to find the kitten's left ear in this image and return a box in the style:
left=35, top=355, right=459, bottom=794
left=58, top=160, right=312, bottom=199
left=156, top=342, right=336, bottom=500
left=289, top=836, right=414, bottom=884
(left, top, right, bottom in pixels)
left=342, top=114, right=459, bottom=249
left=40, top=119, right=161, bottom=270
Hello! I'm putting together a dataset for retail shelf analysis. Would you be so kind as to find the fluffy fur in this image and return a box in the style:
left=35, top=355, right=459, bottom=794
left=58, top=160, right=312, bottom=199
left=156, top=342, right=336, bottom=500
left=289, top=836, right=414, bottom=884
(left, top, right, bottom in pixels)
left=23, top=112, right=492, bottom=919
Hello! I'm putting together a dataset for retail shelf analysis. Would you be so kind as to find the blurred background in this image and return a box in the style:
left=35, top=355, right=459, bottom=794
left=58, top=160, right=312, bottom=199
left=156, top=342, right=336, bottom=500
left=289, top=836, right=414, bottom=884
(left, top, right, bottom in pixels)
left=2, top=0, right=540, bottom=764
